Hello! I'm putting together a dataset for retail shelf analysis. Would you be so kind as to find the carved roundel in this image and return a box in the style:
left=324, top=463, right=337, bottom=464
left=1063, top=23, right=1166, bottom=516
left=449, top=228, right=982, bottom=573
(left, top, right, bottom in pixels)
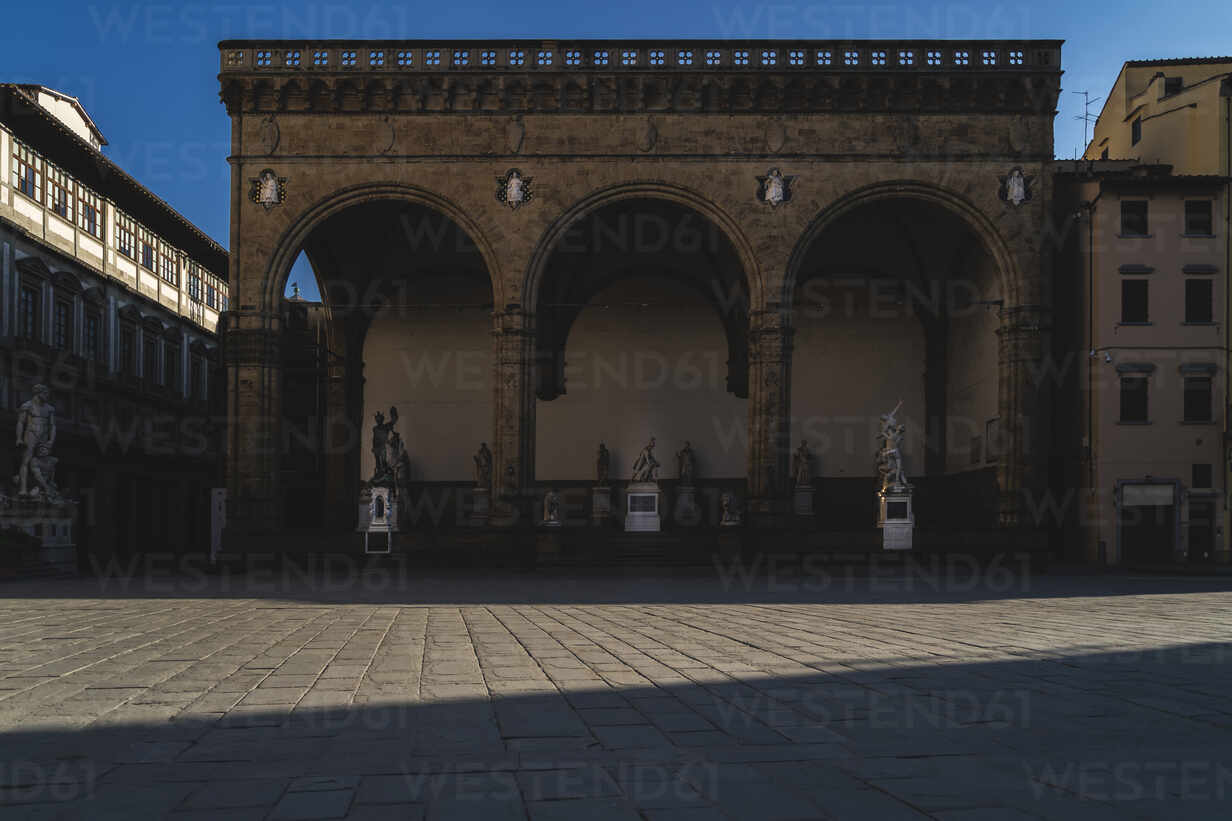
left=496, top=168, right=533, bottom=210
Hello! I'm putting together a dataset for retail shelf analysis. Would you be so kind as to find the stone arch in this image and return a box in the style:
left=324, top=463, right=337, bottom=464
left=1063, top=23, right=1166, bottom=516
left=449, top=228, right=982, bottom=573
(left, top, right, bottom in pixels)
left=783, top=180, right=1020, bottom=310
left=522, top=181, right=764, bottom=313
left=260, top=181, right=506, bottom=313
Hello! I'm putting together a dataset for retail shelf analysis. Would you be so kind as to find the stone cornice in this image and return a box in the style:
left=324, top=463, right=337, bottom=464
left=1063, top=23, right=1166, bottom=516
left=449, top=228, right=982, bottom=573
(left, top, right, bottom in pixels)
left=218, top=40, right=1062, bottom=116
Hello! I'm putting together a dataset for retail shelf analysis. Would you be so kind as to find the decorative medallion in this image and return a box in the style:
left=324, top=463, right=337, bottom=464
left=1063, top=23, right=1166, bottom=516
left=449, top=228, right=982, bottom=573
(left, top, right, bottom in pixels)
left=998, top=167, right=1033, bottom=207
left=637, top=117, right=658, bottom=153
left=756, top=168, right=795, bottom=207
left=496, top=168, right=533, bottom=210
left=257, top=114, right=280, bottom=156
left=506, top=115, right=526, bottom=155
left=763, top=120, right=787, bottom=154
left=249, top=169, right=286, bottom=210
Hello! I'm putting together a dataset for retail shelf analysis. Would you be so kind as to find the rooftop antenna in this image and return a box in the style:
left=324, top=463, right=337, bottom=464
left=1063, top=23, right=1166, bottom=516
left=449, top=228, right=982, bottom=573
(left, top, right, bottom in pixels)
left=1072, top=90, right=1102, bottom=158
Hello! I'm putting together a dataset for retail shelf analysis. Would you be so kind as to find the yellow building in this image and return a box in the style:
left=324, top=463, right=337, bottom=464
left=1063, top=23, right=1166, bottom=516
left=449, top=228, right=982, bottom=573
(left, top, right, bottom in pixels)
left=1085, top=57, right=1232, bottom=174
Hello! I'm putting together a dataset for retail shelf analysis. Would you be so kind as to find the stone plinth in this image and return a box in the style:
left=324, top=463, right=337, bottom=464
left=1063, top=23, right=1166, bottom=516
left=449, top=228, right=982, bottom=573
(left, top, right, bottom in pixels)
left=470, top=488, right=491, bottom=526
left=591, top=486, right=611, bottom=525
left=361, top=486, right=398, bottom=554
left=0, top=498, right=78, bottom=573
left=793, top=485, right=814, bottom=516
left=624, top=482, right=662, bottom=533
left=878, top=487, right=914, bottom=551
left=674, top=485, right=700, bottom=526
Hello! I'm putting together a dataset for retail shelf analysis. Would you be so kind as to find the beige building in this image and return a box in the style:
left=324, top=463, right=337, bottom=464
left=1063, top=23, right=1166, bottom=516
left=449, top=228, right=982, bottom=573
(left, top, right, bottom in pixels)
left=1, top=83, right=226, bottom=569
left=1062, top=56, right=1232, bottom=566
left=1056, top=161, right=1226, bottom=565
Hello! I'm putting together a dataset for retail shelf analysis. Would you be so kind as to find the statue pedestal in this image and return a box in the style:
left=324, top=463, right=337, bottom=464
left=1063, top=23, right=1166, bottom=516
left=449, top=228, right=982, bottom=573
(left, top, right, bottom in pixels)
left=591, top=486, right=611, bottom=525
left=624, top=482, right=662, bottom=533
left=877, top=487, right=914, bottom=551
left=0, top=498, right=77, bottom=573
left=674, top=485, right=700, bottom=526
left=793, top=485, right=815, bottom=517
left=359, top=486, right=398, bottom=554
left=470, top=488, right=491, bottom=526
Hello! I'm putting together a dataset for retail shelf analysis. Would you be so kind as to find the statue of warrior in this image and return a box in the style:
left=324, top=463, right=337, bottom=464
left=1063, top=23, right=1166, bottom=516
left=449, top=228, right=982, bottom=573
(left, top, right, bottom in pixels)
left=792, top=440, right=813, bottom=486
left=596, top=442, right=610, bottom=486
left=473, top=442, right=493, bottom=489
left=371, top=407, right=398, bottom=482
left=631, top=437, right=659, bottom=483
left=14, top=384, right=56, bottom=497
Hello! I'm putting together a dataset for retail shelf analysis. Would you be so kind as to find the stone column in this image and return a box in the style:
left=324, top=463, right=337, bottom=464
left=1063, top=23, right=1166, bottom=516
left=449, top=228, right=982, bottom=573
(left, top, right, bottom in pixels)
left=492, top=308, right=536, bottom=506
left=222, top=310, right=283, bottom=544
left=746, top=308, right=793, bottom=514
left=996, top=304, right=1050, bottom=528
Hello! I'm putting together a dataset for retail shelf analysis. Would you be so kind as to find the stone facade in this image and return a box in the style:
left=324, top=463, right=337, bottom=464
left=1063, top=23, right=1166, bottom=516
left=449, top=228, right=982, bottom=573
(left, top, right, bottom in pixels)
left=217, top=40, right=1062, bottom=543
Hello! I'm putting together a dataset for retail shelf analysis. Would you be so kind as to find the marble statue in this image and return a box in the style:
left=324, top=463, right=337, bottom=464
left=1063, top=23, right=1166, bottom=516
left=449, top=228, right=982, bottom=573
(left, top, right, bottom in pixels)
left=792, top=440, right=813, bottom=486
left=720, top=491, right=742, bottom=526
left=473, top=442, right=493, bottom=489
left=596, top=442, right=610, bottom=486
left=14, top=384, right=56, bottom=498
left=676, top=441, right=696, bottom=484
left=543, top=488, right=561, bottom=523
left=389, top=430, right=411, bottom=488
left=876, top=401, right=908, bottom=493
left=631, top=437, right=660, bottom=483
left=370, top=407, right=399, bottom=483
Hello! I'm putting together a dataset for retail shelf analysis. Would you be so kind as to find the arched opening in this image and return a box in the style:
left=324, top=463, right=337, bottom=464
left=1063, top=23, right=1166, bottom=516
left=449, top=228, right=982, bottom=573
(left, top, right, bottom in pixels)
left=532, top=197, right=752, bottom=495
left=277, top=198, right=495, bottom=530
left=790, top=195, right=1005, bottom=529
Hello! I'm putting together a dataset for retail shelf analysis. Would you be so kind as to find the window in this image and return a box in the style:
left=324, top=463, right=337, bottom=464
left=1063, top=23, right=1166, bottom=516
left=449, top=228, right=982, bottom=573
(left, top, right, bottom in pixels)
left=452, top=49, right=469, bottom=67
left=981, top=50, right=997, bottom=65
left=843, top=50, right=859, bottom=66
left=1164, top=76, right=1182, bottom=96
left=593, top=50, right=609, bottom=66
left=116, top=212, right=136, bottom=258
left=1131, top=117, right=1142, bottom=145
left=1186, top=279, right=1214, bottom=323
left=926, top=50, right=942, bottom=66
left=1121, top=280, right=1149, bottom=323
left=46, top=164, right=73, bottom=221
left=396, top=50, right=412, bottom=67
left=1007, top=50, right=1024, bottom=65
left=340, top=50, right=357, bottom=67
left=158, top=243, right=178, bottom=285
left=733, top=49, right=749, bottom=66
left=187, top=266, right=202, bottom=302
left=1120, top=376, right=1149, bottom=423
left=649, top=49, right=665, bottom=66
left=1193, top=463, right=1213, bottom=488
left=12, top=141, right=41, bottom=200
left=119, top=325, right=135, bottom=374
left=677, top=49, right=693, bottom=66
left=1184, top=376, right=1212, bottom=422
left=760, top=49, right=777, bottom=66
left=565, top=49, right=581, bottom=66
left=370, top=50, right=385, bottom=67
left=138, top=226, right=155, bottom=269
left=480, top=50, right=495, bottom=66
left=285, top=50, right=301, bottom=67
left=621, top=49, right=638, bottom=66
left=897, top=50, right=914, bottom=66
left=816, top=50, right=832, bottom=66
left=78, top=185, right=101, bottom=237
left=166, top=343, right=180, bottom=392
left=144, top=337, right=158, bottom=382
left=85, top=312, right=102, bottom=362
left=312, top=50, right=328, bottom=67
left=870, top=50, right=886, bottom=66
left=536, top=49, right=552, bottom=66
left=52, top=300, right=71, bottom=350
left=954, top=50, right=969, bottom=66
left=508, top=49, right=524, bottom=67
left=18, top=285, right=39, bottom=340
left=1185, top=200, right=1213, bottom=236
left=1121, top=200, right=1149, bottom=236
left=255, top=50, right=271, bottom=67
left=190, top=356, right=203, bottom=400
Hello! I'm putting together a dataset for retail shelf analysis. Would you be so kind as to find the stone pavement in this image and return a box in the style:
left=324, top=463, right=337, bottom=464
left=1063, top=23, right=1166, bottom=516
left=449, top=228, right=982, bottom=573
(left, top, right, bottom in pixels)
left=0, top=567, right=1230, bottom=819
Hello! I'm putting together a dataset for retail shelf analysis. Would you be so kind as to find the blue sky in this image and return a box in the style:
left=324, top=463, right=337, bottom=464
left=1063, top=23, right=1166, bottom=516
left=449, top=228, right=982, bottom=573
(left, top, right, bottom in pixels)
left=4, top=0, right=1230, bottom=299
